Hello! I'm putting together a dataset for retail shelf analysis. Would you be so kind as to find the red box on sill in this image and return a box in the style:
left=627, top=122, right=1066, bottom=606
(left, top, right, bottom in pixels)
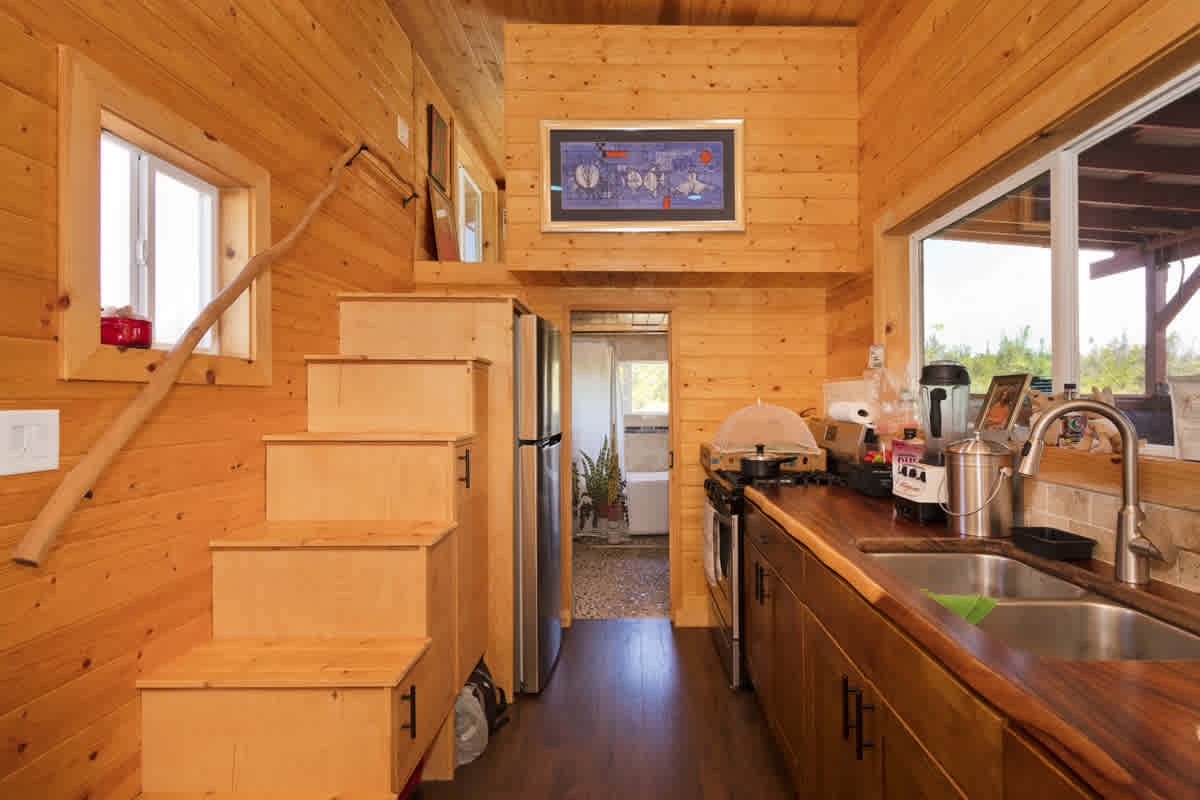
left=100, top=316, right=152, bottom=348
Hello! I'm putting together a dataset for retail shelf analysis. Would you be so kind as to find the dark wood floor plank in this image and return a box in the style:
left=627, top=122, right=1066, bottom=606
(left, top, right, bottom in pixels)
left=420, top=619, right=793, bottom=800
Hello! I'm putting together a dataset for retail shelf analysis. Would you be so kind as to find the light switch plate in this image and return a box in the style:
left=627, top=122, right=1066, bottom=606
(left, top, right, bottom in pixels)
left=0, top=410, right=59, bottom=476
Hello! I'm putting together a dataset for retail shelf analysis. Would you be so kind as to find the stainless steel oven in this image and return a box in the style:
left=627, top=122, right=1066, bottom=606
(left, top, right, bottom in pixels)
left=704, top=477, right=743, bottom=688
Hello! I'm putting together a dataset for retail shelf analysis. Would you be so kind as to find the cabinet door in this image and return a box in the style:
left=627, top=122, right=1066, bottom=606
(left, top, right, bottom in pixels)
left=804, top=608, right=881, bottom=800
left=743, top=542, right=773, bottom=705
left=772, top=577, right=807, bottom=786
left=879, top=705, right=966, bottom=800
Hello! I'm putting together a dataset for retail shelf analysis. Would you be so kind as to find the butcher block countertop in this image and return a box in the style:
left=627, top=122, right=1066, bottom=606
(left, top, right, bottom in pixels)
left=741, top=482, right=1200, bottom=800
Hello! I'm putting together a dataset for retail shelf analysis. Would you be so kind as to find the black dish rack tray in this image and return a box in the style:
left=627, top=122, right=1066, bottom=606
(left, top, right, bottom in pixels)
left=1011, top=526, right=1096, bottom=561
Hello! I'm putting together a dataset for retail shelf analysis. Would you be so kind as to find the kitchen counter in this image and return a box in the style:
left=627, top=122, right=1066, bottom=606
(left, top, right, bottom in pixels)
left=743, top=482, right=1200, bottom=800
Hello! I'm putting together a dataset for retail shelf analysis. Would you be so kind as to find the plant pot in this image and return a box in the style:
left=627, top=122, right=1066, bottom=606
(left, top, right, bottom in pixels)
left=593, top=500, right=609, bottom=518
left=606, top=503, right=622, bottom=522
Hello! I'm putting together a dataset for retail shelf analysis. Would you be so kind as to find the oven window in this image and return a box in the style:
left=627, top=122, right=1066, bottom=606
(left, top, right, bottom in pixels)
left=716, top=514, right=732, bottom=578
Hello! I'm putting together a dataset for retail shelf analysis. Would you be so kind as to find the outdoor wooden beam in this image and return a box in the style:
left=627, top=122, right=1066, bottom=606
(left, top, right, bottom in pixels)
left=1158, top=261, right=1200, bottom=331
left=1132, top=93, right=1200, bottom=134
left=1079, top=133, right=1200, bottom=177
left=1090, top=227, right=1200, bottom=278
left=1078, top=176, right=1200, bottom=213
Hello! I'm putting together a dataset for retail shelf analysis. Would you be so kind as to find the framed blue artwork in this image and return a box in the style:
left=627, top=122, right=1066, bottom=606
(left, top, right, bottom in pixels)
left=539, top=120, right=745, bottom=232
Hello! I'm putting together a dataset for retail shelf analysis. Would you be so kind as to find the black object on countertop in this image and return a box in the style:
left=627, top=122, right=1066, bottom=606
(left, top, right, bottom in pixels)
left=1011, top=526, right=1096, bottom=561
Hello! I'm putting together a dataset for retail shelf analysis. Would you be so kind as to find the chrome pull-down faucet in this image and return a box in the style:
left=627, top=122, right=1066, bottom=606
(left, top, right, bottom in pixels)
left=1018, top=399, right=1164, bottom=587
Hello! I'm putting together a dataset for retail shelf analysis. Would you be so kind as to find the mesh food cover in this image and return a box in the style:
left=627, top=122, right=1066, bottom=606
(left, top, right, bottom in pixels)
left=711, top=400, right=819, bottom=453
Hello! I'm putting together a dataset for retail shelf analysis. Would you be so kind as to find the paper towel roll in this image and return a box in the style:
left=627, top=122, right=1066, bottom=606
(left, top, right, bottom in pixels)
left=828, top=401, right=876, bottom=426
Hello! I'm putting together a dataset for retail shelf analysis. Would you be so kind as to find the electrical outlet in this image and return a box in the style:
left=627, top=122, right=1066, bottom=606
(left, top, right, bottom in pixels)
left=0, top=410, right=59, bottom=476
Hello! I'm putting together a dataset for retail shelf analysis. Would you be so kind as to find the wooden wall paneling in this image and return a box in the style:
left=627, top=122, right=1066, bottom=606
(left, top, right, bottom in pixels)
left=858, top=0, right=1200, bottom=367
left=502, top=24, right=859, bottom=274
left=0, top=0, right=420, bottom=792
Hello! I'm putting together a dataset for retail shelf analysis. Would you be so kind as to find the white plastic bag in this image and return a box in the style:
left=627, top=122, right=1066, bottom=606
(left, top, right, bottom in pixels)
left=454, top=685, right=489, bottom=767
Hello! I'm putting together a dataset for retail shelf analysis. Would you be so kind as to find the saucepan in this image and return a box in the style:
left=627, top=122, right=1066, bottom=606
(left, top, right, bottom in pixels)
left=740, top=444, right=796, bottom=479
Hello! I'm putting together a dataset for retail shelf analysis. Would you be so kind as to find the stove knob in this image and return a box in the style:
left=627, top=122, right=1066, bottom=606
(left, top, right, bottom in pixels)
left=918, top=471, right=927, bottom=482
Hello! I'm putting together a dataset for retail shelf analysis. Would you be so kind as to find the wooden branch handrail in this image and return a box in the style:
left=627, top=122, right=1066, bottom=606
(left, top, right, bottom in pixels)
left=13, top=139, right=365, bottom=568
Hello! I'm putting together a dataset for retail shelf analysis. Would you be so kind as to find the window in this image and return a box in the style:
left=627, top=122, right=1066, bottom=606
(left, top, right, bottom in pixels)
left=457, top=164, right=483, bottom=262
left=629, top=362, right=669, bottom=413
left=915, top=70, right=1200, bottom=451
left=59, top=48, right=271, bottom=385
left=101, top=132, right=219, bottom=352
left=922, top=173, right=1053, bottom=393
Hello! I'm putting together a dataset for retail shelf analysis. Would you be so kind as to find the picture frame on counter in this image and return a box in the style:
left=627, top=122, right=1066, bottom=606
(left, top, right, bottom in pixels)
left=976, top=373, right=1033, bottom=435
left=539, top=119, right=745, bottom=233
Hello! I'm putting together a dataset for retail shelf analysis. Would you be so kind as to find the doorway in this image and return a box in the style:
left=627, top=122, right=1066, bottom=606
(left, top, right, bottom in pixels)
left=568, top=311, right=671, bottom=620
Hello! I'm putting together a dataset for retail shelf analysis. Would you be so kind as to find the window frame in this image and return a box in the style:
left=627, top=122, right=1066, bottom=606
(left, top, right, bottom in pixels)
left=910, top=65, right=1200, bottom=457
left=59, top=47, right=271, bottom=385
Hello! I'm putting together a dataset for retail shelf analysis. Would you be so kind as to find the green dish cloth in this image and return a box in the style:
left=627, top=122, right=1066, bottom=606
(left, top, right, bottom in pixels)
left=921, top=590, right=998, bottom=624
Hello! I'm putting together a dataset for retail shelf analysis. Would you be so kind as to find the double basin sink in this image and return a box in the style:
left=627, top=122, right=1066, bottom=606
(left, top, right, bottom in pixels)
left=866, top=552, right=1200, bottom=661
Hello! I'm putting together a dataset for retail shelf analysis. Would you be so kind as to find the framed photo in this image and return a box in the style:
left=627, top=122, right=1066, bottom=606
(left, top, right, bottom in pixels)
left=977, top=374, right=1034, bottom=434
left=539, top=119, right=745, bottom=233
left=427, top=104, right=451, bottom=194
left=428, top=178, right=459, bottom=261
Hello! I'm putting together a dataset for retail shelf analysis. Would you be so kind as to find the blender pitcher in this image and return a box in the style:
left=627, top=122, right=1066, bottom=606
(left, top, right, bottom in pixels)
left=920, top=360, right=970, bottom=465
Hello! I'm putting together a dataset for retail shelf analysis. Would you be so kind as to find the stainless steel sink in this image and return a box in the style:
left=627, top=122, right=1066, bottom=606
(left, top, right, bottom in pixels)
left=976, top=601, right=1200, bottom=660
left=866, top=552, right=1088, bottom=600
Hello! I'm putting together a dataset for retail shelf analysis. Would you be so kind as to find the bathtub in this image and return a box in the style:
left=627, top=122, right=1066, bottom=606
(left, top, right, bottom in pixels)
left=625, top=471, right=669, bottom=535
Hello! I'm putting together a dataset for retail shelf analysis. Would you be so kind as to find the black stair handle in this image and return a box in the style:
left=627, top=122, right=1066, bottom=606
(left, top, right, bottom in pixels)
left=458, top=449, right=470, bottom=488
left=400, top=685, right=416, bottom=739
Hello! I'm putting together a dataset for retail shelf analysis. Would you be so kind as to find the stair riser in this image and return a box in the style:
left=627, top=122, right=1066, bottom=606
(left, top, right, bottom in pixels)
left=266, top=442, right=459, bottom=521
left=141, top=686, right=392, bottom=793
left=307, top=362, right=485, bottom=433
left=213, top=549, right=431, bottom=639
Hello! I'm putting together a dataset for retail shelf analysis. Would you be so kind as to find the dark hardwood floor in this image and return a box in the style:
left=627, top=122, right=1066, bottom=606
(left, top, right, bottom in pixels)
left=420, top=619, right=794, bottom=799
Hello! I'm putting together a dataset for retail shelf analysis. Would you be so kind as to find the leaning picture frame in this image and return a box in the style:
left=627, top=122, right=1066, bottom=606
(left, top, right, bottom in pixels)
left=428, top=177, right=459, bottom=262
left=427, top=103, right=451, bottom=194
left=539, top=119, right=745, bottom=233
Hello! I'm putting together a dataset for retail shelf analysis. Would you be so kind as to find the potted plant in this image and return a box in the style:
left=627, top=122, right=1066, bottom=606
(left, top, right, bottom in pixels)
left=578, top=437, right=613, bottom=527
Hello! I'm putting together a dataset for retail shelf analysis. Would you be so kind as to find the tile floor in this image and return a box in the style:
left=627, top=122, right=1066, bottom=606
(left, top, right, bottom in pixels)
left=572, top=535, right=669, bottom=619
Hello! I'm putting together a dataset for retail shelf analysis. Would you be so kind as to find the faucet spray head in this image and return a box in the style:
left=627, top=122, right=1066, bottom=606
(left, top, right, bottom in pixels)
left=1016, top=438, right=1043, bottom=478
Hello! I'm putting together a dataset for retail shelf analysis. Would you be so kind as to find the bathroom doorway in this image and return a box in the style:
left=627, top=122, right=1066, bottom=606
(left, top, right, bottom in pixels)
left=568, top=311, right=671, bottom=620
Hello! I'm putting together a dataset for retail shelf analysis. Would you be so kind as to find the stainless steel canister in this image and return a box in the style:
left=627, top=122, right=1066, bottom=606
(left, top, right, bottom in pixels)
left=943, top=433, right=1014, bottom=538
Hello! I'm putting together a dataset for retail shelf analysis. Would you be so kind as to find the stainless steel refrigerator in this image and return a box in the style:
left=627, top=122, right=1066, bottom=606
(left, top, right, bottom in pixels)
left=515, top=313, right=562, bottom=694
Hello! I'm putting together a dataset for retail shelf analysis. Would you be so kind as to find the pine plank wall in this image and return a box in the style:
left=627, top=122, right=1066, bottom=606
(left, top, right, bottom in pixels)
left=1, top=1, right=1196, bottom=796
left=0, top=1, right=424, bottom=795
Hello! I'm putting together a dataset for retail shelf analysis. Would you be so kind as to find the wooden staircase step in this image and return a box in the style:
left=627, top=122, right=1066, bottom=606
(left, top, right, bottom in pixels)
left=211, top=520, right=456, bottom=550
left=263, top=432, right=473, bottom=444
left=305, top=353, right=491, bottom=365
left=137, top=637, right=430, bottom=689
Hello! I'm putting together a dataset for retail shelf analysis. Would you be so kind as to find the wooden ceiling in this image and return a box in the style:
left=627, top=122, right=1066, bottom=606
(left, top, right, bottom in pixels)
left=385, top=0, right=867, bottom=180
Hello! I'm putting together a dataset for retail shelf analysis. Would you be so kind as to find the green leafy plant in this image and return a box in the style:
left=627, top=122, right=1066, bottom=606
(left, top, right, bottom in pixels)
left=578, top=437, right=613, bottom=509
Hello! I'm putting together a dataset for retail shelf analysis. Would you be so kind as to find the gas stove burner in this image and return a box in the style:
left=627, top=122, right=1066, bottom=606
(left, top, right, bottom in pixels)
left=716, top=469, right=845, bottom=490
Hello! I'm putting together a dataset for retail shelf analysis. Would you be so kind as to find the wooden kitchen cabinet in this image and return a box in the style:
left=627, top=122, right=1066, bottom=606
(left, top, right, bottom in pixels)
left=742, top=501, right=984, bottom=800
left=743, top=538, right=774, bottom=704
left=804, top=608, right=882, bottom=799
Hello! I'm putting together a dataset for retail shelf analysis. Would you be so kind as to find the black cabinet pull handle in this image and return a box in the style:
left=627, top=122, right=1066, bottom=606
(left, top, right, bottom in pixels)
left=855, top=690, right=875, bottom=760
left=400, top=685, right=416, bottom=739
left=458, top=449, right=470, bottom=488
left=754, top=563, right=762, bottom=603
left=842, top=675, right=855, bottom=740
left=758, top=534, right=769, bottom=545
left=760, top=570, right=771, bottom=602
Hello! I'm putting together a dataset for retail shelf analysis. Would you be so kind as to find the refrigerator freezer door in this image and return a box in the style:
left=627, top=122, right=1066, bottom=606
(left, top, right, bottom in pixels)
left=518, top=315, right=563, bottom=442
left=518, top=439, right=562, bottom=693
left=539, top=318, right=562, bottom=439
